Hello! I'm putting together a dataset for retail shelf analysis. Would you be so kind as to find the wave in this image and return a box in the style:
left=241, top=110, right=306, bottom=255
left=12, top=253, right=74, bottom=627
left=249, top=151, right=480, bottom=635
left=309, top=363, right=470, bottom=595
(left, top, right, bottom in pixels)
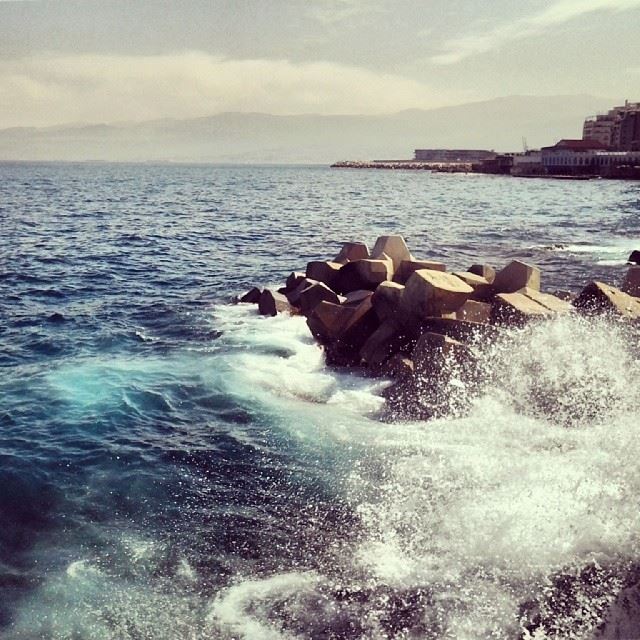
left=4, top=304, right=640, bottom=639
left=536, top=241, right=639, bottom=266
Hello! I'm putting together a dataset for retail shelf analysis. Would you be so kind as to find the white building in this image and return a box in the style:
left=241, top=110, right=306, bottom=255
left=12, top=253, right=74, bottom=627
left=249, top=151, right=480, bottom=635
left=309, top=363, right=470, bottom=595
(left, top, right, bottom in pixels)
left=541, top=139, right=640, bottom=175
left=511, top=150, right=543, bottom=176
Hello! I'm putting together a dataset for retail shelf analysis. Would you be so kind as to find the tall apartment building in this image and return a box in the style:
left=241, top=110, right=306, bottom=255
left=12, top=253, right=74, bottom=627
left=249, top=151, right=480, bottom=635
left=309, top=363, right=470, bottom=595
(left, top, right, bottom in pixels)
left=617, top=110, right=640, bottom=151
left=583, top=100, right=640, bottom=150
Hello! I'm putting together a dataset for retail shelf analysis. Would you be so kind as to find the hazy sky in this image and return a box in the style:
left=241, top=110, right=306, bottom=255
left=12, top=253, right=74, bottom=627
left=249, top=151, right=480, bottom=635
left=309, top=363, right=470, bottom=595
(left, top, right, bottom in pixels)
left=0, top=0, right=638, bottom=128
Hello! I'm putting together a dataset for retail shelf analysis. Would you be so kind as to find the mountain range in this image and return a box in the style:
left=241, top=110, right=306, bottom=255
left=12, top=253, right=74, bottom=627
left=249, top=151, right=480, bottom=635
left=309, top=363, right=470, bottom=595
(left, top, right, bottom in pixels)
left=0, top=95, right=618, bottom=164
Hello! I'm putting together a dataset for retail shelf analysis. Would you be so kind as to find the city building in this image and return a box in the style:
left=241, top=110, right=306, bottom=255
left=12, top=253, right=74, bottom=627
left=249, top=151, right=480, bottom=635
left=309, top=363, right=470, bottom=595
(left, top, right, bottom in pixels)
left=617, top=110, right=640, bottom=151
left=541, top=139, right=640, bottom=176
left=472, top=153, right=514, bottom=174
left=511, top=150, right=544, bottom=176
left=582, top=100, right=640, bottom=149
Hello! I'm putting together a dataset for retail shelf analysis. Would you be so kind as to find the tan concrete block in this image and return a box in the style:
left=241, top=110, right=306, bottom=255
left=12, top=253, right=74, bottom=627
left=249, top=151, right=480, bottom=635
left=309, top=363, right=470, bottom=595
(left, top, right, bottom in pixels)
left=493, top=260, right=541, bottom=293
left=455, top=299, right=492, bottom=323
left=238, top=287, right=261, bottom=304
left=298, top=282, right=341, bottom=315
left=371, top=235, right=412, bottom=271
left=306, top=301, right=354, bottom=344
left=622, top=266, right=640, bottom=297
left=493, top=292, right=550, bottom=325
left=258, top=289, right=292, bottom=316
left=305, top=261, right=342, bottom=288
left=519, top=287, right=573, bottom=313
left=335, top=256, right=394, bottom=293
left=573, top=281, right=640, bottom=319
left=371, top=280, right=404, bottom=323
left=453, top=271, right=493, bottom=300
left=468, top=263, right=496, bottom=283
left=400, top=269, right=473, bottom=318
left=334, top=241, right=370, bottom=264
left=394, top=259, right=446, bottom=284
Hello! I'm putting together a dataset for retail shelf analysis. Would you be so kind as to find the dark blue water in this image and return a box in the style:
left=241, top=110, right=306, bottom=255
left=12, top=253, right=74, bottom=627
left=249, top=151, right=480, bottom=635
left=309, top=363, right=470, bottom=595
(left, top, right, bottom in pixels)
left=1, top=162, right=640, bottom=639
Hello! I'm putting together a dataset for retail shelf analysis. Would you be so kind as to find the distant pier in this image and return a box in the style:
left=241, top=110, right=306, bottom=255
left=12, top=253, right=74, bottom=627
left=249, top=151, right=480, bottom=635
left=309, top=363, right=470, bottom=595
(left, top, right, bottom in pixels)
left=330, top=160, right=473, bottom=172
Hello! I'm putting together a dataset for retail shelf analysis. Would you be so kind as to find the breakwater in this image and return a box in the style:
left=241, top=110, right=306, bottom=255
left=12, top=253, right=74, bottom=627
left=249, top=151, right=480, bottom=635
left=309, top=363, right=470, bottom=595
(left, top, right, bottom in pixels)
left=239, top=235, right=640, bottom=423
left=331, top=160, right=472, bottom=172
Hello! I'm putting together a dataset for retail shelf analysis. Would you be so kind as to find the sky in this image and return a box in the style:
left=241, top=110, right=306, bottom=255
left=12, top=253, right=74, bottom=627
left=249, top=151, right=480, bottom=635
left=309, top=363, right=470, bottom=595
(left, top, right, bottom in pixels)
left=0, top=0, right=638, bottom=128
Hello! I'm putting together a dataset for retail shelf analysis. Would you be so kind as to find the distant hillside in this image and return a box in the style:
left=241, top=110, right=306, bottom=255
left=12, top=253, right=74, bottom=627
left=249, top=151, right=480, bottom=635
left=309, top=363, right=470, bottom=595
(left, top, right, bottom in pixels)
left=0, top=95, right=617, bottom=163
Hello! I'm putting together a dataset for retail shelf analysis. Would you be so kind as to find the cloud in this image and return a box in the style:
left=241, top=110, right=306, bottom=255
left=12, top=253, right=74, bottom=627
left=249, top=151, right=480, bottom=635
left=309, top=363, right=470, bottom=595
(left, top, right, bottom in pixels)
left=307, top=0, right=385, bottom=26
left=0, top=51, right=456, bottom=128
left=431, top=0, right=640, bottom=64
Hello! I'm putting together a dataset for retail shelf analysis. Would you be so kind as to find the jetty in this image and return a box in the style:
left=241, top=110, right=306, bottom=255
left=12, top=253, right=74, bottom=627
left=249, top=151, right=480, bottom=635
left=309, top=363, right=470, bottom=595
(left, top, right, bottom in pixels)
left=331, top=160, right=472, bottom=172
left=237, top=236, right=640, bottom=421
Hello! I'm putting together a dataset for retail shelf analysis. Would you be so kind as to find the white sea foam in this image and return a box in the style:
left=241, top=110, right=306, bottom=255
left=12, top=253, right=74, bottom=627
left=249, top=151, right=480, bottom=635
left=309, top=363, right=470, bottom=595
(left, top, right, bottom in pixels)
left=208, top=572, right=322, bottom=640
left=544, top=241, right=638, bottom=266
left=205, top=309, right=640, bottom=638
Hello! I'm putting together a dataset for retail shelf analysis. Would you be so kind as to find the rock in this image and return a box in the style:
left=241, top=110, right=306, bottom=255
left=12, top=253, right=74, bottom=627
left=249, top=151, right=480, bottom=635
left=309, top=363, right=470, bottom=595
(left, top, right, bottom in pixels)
left=413, top=317, right=500, bottom=343
left=334, top=256, right=394, bottom=294
left=452, top=271, right=493, bottom=300
left=334, top=241, right=370, bottom=264
left=394, top=259, right=446, bottom=285
left=298, top=282, right=342, bottom=315
left=519, top=287, right=573, bottom=314
left=409, top=331, right=476, bottom=419
left=340, top=295, right=375, bottom=336
left=380, top=353, right=414, bottom=379
left=371, top=235, right=413, bottom=271
left=412, top=331, right=468, bottom=375
left=552, top=289, right=576, bottom=302
left=493, top=260, right=541, bottom=293
left=455, top=299, right=492, bottom=323
left=381, top=331, right=477, bottom=422
left=343, top=289, right=373, bottom=306
left=371, top=281, right=404, bottom=323
left=622, top=265, right=640, bottom=297
left=573, top=281, right=640, bottom=319
left=258, top=289, right=292, bottom=316
left=493, top=292, right=551, bottom=325
left=285, top=272, right=306, bottom=292
left=328, top=296, right=380, bottom=364
left=306, top=301, right=354, bottom=344
left=47, top=312, right=65, bottom=323
left=360, top=321, right=408, bottom=369
left=628, top=249, right=640, bottom=265
left=239, top=287, right=262, bottom=303
left=286, top=278, right=319, bottom=306
left=305, top=261, right=342, bottom=289
left=380, top=377, right=417, bottom=421
left=400, top=269, right=473, bottom=319
left=468, top=264, right=496, bottom=284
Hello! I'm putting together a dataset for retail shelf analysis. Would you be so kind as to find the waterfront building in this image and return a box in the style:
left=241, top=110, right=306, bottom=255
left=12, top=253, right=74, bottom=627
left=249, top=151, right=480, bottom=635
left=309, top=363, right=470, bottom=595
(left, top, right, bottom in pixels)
left=541, top=139, right=640, bottom=176
left=511, top=150, right=545, bottom=176
left=472, top=153, right=514, bottom=174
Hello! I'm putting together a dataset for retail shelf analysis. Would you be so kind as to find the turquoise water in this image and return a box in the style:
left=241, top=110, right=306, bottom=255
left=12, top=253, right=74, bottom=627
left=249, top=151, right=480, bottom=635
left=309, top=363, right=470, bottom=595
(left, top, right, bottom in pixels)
left=1, top=163, right=640, bottom=638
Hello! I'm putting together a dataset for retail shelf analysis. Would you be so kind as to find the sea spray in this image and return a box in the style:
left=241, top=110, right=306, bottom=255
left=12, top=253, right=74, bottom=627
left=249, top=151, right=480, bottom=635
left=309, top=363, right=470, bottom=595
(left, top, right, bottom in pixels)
left=200, top=309, right=640, bottom=639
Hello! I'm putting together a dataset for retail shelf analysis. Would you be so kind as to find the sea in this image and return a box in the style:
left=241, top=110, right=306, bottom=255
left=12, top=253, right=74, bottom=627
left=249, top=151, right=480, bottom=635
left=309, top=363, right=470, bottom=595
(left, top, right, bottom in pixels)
left=1, top=162, right=640, bottom=639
